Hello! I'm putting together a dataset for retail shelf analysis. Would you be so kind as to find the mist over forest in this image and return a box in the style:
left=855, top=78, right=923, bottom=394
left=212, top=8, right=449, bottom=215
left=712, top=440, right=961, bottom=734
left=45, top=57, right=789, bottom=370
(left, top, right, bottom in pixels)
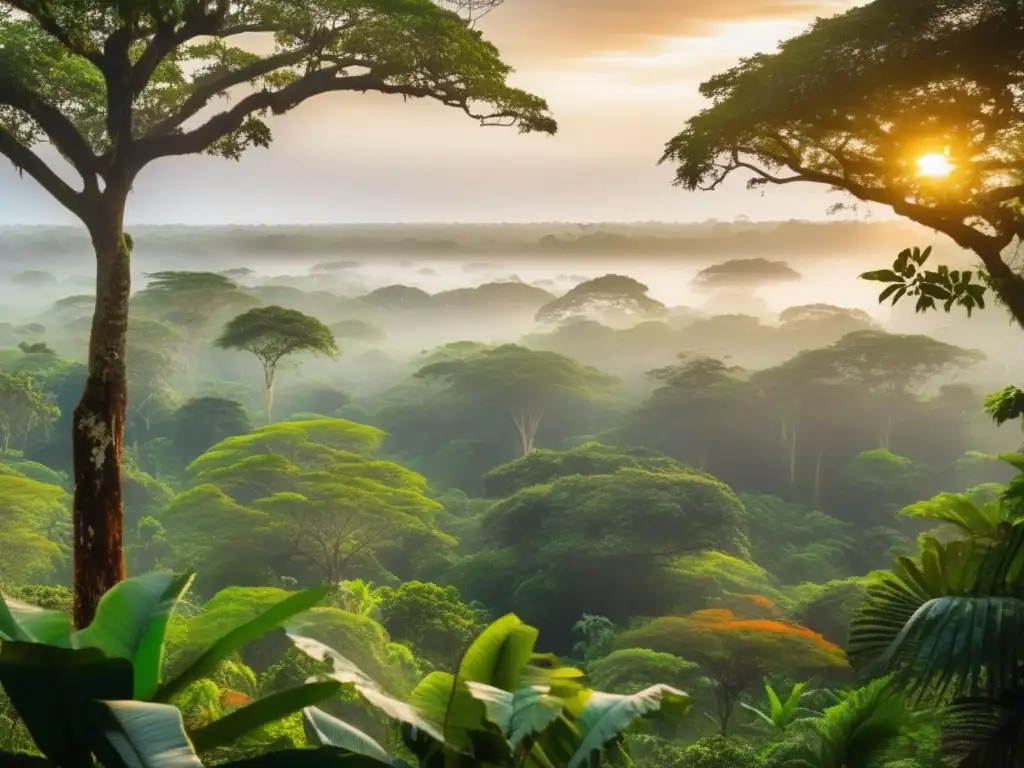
left=1, top=212, right=1023, bottom=766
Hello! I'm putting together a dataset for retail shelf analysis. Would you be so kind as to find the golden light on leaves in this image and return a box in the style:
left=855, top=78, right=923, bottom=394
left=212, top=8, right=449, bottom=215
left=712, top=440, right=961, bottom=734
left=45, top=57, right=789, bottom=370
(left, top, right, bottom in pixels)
left=916, top=151, right=955, bottom=178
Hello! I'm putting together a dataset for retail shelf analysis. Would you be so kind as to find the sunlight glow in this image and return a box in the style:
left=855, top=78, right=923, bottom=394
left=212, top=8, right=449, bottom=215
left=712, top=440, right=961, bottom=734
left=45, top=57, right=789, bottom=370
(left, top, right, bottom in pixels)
left=915, top=152, right=955, bottom=179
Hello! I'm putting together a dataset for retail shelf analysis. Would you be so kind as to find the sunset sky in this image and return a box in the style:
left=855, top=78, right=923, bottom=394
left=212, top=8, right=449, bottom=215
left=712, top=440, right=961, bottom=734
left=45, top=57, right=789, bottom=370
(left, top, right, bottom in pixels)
left=1, top=0, right=868, bottom=225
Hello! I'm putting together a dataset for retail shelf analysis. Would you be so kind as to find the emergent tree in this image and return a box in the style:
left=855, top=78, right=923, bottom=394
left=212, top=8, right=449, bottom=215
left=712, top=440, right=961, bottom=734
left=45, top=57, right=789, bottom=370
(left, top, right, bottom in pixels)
left=415, top=344, right=619, bottom=455
left=0, top=0, right=555, bottom=626
left=216, top=305, right=338, bottom=424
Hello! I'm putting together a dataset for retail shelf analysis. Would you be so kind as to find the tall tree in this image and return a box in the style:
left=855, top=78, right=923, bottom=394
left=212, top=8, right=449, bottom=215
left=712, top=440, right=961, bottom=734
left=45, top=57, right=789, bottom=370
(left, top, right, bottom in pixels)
left=415, top=344, right=619, bottom=455
left=216, top=305, right=338, bottom=423
left=0, top=0, right=554, bottom=626
left=660, top=0, right=1024, bottom=325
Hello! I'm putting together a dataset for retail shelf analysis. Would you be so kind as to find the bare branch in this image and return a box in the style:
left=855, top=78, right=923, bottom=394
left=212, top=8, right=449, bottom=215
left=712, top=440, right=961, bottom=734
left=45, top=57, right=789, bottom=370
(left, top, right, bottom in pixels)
left=441, top=0, right=504, bottom=25
left=0, top=126, right=87, bottom=216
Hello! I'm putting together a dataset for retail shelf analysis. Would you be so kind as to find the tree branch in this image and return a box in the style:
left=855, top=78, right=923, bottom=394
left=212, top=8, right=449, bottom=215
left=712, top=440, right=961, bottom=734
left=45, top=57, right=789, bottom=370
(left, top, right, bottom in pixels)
left=147, top=43, right=344, bottom=137
left=134, top=65, right=522, bottom=168
left=4, top=0, right=103, bottom=64
left=0, top=79, right=100, bottom=191
left=728, top=146, right=1015, bottom=257
left=131, top=0, right=234, bottom=97
left=0, top=126, right=87, bottom=216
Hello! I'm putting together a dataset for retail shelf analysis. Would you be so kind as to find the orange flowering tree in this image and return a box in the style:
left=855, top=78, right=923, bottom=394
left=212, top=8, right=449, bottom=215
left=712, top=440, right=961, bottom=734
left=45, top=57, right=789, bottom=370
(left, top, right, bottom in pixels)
left=618, top=607, right=848, bottom=734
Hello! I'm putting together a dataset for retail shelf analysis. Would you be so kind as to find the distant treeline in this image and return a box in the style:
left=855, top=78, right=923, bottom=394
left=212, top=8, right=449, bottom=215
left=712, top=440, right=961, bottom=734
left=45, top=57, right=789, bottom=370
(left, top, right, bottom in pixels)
left=0, top=219, right=973, bottom=263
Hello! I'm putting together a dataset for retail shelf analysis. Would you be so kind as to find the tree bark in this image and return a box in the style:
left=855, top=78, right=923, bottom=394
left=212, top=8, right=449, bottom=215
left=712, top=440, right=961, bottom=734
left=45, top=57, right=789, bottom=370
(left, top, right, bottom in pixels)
left=975, top=244, right=1024, bottom=328
left=72, top=198, right=131, bottom=629
left=263, top=367, right=275, bottom=425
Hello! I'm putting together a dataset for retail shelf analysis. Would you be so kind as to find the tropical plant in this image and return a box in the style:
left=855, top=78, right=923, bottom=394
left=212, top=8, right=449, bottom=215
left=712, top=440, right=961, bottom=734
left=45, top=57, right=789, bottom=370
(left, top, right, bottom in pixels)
left=899, top=478, right=1024, bottom=544
left=331, top=578, right=381, bottom=618
left=849, top=510, right=1024, bottom=767
left=738, top=680, right=831, bottom=735
left=287, top=612, right=692, bottom=767
left=0, top=570, right=340, bottom=766
left=769, top=678, right=910, bottom=768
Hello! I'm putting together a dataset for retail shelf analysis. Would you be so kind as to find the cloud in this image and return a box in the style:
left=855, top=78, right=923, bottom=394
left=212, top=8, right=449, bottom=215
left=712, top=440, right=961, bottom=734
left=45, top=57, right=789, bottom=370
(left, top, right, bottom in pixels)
left=479, top=0, right=853, bottom=60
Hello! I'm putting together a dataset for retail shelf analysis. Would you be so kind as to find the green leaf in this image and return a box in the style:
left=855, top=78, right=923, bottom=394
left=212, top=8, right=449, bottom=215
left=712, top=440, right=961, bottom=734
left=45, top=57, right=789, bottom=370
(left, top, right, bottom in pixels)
left=765, top=681, right=783, bottom=723
left=0, top=642, right=133, bottom=766
left=91, top=700, right=203, bottom=768
left=156, top=586, right=327, bottom=703
left=918, top=282, right=952, bottom=300
left=859, top=269, right=902, bottom=283
left=781, top=682, right=807, bottom=722
left=895, top=249, right=911, bottom=272
left=457, top=614, right=538, bottom=694
left=463, top=682, right=565, bottom=749
left=287, top=632, right=445, bottom=743
left=73, top=571, right=194, bottom=700
left=943, top=693, right=1024, bottom=768
left=566, top=686, right=690, bottom=768
left=189, top=681, right=342, bottom=753
left=405, top=671, right=454, bottom=726
left=1001, top=454, right=1024, bottom=473
left=0, top=595, right=71, bottom=645
left=878, top=283, right=902, bottom=303
left=302, top=706, right=396, bottom=765
left=0, top=597, right=33, bottom=643
left=439, top=614, right=539, bottom=752
left=738, top=702, right=776, bottom=729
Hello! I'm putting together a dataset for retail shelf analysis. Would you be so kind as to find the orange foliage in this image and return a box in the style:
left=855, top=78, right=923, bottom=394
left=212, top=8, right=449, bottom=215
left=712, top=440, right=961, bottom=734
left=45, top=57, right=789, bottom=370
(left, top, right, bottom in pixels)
left=737, top=594, right=777, bottom=610
left=617, top=609, right=848, bottom=671
left=714, top=593, right=783, bottom=619
left=221, top=689, right=252, bottom=708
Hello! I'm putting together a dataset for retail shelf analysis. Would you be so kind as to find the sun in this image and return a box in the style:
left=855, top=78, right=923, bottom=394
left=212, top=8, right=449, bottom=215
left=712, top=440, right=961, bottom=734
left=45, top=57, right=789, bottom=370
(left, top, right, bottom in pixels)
left=916, top=152, right=955, bottom=178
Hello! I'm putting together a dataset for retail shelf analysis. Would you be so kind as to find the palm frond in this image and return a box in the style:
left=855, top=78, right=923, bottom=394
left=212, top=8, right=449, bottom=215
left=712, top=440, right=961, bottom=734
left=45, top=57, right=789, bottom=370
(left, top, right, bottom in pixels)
left=850, top=527, right=1024, bottom=699
left=943, top=691, right=1024, bottom=768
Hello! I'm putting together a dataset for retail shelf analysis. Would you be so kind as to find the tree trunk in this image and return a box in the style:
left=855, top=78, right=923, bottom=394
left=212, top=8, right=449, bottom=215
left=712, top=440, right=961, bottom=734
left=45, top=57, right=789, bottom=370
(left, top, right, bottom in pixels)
left=879, top=413, right=892, bottom=451
left=976, top=245, right=1024, bottom=329
left=263, top=374, right=275, bottom=425
left=511, top=406, right=543, bottom=455
left=73, top=200, right=131, bottom=629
